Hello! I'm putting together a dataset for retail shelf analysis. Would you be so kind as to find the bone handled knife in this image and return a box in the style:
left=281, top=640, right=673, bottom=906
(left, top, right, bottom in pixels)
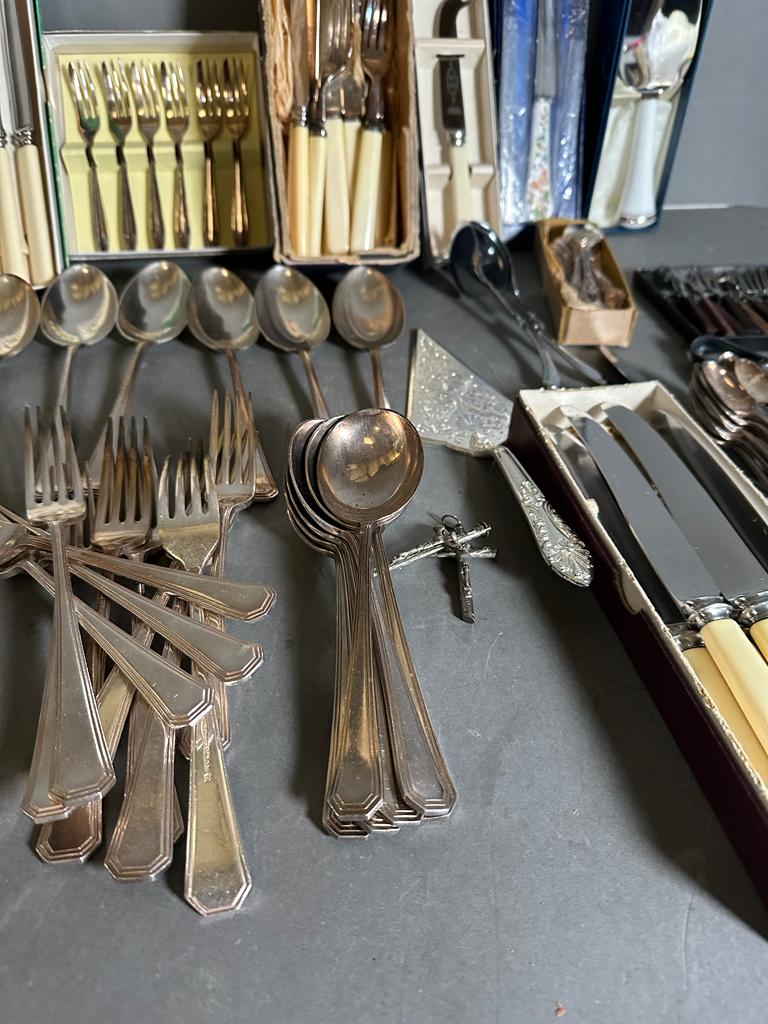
left=437, top=0, right=473, bottom=228
left=566, top=410, right=768, bottom=755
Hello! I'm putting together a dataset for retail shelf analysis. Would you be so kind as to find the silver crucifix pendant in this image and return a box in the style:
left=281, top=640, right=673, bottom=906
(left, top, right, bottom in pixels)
left=390, top=515, right=497, bottom=623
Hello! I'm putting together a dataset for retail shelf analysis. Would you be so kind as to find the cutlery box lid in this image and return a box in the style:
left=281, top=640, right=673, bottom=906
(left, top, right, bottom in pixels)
left=582, top=0, right=717, bottom=233
left=411, top=0, right=502, bottom=265
left=43, top=30, right=273, bottom=259
left=509, top=379, right=768, bottom=905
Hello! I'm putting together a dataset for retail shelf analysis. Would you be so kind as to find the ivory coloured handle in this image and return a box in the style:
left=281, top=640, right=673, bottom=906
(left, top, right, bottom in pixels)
left=747, top=619, right=768, bottom=665
left=15, top=144, right=55, bottom=284
left=0, top=147, right=30, bottom=280
left=619, top=97, right=659, bottom=225
left=699, top=617, right=768, bottom=753
left=448, top=142, right=473, bottom=228
left=323, top=118, right=350, bottom=255
left=684, top=646, right=768, bottom=776
left=307, top=130, right=328, bottom=257
left=288, top=123, right=310, bottom=256
left=343, top=118, right=361, bottom=192
left=350, top=128, right=384, bottom=253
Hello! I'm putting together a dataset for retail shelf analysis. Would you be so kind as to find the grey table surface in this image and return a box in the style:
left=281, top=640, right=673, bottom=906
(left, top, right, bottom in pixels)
left=2, top=207, right=768, bottom=1024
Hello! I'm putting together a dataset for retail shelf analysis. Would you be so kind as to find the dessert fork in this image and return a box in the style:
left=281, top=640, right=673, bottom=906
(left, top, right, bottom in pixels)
left=161, top=61, right=191, bottom=248
left=129, top=61, right=165, bottom=249
left=67, top=61, right=109, bottom=251
left=195, top=59, right=223, bottom=247
left=157, top=451, right=251, bottom=915
left=350, top=0, right=392, bottom=252
left=222, top=57, right=250, bottom=246
left=100, top=60, right=137, bottom=250
left=24, top=407, right=114, bottom=808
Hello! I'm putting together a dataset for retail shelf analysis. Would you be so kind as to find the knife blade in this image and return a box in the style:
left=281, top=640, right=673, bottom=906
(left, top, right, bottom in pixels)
left=566, top=411, right=768, bottom=755
left=291, top=0, right=310, bottom=118
left=605, top=405, right=768, bottom=655
left=556, top=425, right=768, bottom=780
left=437, top=0, right=473, bottom=226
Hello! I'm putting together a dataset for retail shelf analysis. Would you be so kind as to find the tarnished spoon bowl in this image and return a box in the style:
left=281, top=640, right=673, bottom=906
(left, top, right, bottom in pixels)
left=187, top=266, right=258, bottom=351
left=40, top=264, right=117, bottom=348
left=118, top=260, right=190, bottom=345
left=0, top=273, right=40, bottom=357
left=316, top=409, right=423, bottom=528
left=254, top=265, right=330, bottom=353
left=332, top=268, right=405, bottom=352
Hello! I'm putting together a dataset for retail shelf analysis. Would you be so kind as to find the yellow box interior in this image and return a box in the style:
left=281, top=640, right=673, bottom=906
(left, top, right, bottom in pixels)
left=50, top=37, right=270, bottom=254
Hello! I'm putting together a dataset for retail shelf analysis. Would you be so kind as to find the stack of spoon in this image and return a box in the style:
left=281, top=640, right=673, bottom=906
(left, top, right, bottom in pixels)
left=691, top=353, right=768, bottom=491
left=286, top=407, right=457, bottom=836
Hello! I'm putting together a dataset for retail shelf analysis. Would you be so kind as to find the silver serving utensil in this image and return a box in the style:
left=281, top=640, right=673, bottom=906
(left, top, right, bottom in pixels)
left=618, top=0, right=703, bottom=228
left=87, top=261, right=190, bottom=489
left=332, top=267, right=404, bottom=408
left=0, top=273, right=40, bottom=357
left=407, top=331, right=592, bottom=587
left=40, top=265, right=118, bottom=410
left=524, top=0, right=557, bottom=220
left=255, top=265, right=331, bottom=417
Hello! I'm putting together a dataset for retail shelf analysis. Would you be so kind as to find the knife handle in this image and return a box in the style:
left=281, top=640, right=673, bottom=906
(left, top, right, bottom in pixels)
left=618, top=97, right=659, bottom=228
left=525, top=96, right=553, bottom=221
left=323, top=118, right=349, bottom=255
left=491, top=446, right=593, bottom=588
left=287, top=122, right=309, bottom=257
left=683, top=646, right=768, bottom=778
left=747, top=620, right=768, bottom=665
left=307, top=129, right=327, bottom=256
left=0, top=147, right=30, bottom=280
left=343, top=118, right=361, bottom=191
left=15, top=143, right=55, bottom=285
left=699, top=617, right=768, bottom=753
left=350, top=128, right=383, bottom=253
left=448, top=142, right=473, bottom=229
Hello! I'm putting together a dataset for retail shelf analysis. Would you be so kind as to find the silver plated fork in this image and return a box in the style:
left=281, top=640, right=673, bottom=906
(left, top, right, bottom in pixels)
left=100, top=60, right=137, bottom=250
left=130, top=61, right=165, bottom=249
left=23, top=407, right=114, bottom=812
left=67, top=61, right=109, bottom=251
left=157, top=451, right=251, bottom=915
left=161, top=61, right=191, bottom=248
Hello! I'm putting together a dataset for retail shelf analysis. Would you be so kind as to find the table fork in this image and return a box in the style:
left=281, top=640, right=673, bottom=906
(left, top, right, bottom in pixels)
left=350, top=0, right=392, bottom=252
left=66, top=61, right=109, bottom=251
left=24, top=407, right=114, bottom=808
left=161, top=61, right=191, bottom=248
left=100, top=60, right=137, bottom=250
left=222, top=57, right=250, bottom=246
left=129, top=61, right=165, bottom=249
left=157, top=452, right=251, bottom=915
left=195, top=59, right=223, bottom=247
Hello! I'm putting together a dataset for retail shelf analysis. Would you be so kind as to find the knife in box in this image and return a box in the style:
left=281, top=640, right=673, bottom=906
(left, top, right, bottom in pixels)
left=555, top=426, right=768, bottom=781
left=437, top=0, right=473, bottom=227
left=605, top=404, right=768, bottom=658
left=565, top=411, right=768, bottom=756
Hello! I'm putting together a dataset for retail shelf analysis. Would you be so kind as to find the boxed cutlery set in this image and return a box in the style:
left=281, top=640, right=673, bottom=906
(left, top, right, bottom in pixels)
left=509, top=380, right=768, bottom=904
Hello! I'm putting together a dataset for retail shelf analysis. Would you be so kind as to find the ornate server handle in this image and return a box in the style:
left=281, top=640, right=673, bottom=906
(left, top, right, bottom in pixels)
left=491, top=445, right=593, bottom=588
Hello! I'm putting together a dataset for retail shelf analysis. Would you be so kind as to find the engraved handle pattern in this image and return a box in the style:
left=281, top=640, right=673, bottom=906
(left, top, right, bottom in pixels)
left=146, top=148, right=164, bottom=249
left=491, top=446, right=593, bottom=587
left=203, top=140, right=219, bottom=246
left=231, top=139, right=249, bottom=247
left=87, top=150, right=109, bottom=251
left=173, top=144, right=190, bottom=248
left=525, top=96, right=554, bottom=221
left=117, top=150, right=137, bottom=250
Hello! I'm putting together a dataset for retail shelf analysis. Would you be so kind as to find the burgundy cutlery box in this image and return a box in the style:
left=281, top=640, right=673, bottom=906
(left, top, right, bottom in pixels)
left=509, top=380, right=768, bottom=904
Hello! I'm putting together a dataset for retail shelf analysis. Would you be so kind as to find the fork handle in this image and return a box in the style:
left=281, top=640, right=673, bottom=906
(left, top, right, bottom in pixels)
left=203, top=140, right=219, bottom=246
left=231, top=138, right=249, bottom=247
left=350, top=128, right=383, bottom=253
left=308, top=128, right=327, bottom=256
left=146, top=146, right=165, bottom=249
left=173, top=143, right=190, bottom=249
left=86, top=147, right=109, bottom=252
left=116, top=146, right=137, bottom=250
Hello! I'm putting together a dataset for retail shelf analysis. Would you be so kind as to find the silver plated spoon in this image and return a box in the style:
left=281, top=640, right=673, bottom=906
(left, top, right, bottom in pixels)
left=0, top=273, right=40, bottom=358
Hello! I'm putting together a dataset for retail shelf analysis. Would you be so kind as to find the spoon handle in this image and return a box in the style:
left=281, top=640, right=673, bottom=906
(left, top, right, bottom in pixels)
left=370, top=348, right=390, bottom=409
left=298, top=349, right=331, bottom=419
left=326, top=523, right=384, bottom=822
left=491, top=445, right=593, bottom=588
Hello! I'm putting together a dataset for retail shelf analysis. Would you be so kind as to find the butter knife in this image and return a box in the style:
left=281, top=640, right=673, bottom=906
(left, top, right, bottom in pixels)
left=288, top=0, right=311, bottom=255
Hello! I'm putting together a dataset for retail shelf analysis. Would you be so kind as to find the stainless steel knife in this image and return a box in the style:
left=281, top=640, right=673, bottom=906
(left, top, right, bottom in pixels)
left=524, top=0, right=557, bottom=220
left=605, top=405, right=768, bottom=658
left=287, top=0, right=311, bottom=255
left=566, top=411, right=768, bottom=754
left=556, top=424, right=768, bottom=776
left=437, top=0, right=473, bottom=227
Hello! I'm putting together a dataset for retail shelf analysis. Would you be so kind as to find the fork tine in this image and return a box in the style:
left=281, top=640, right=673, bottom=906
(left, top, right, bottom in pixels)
left=209, top=391, right=221, bottom=469
left=157, top=456, right=171, bottom=521
left=222, top=393, right=233, bottom=484
left=60, top=409, right=82, bottom=505
left=125, top=417, right=139, bottom=522
left=202, top=455, right=217, bottom=512
left=175, top=456, right=187, bottom=517
left=362, top=0, right=374, bottom=42
left=23, top=407, right=35, bottom=512
left=379, top=0, right=390, bottom=51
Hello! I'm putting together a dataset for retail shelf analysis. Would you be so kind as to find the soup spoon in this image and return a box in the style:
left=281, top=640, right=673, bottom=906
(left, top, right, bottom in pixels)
left=0, top=273, right=40, bottom=359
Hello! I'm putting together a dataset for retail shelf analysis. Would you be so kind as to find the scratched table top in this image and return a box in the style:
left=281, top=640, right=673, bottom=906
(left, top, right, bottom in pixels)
left=1, top=207, right=767, bottom=1024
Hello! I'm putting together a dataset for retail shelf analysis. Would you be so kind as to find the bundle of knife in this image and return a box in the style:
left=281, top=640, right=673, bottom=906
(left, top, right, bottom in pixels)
left=547, top=394, right=768, bottom=777
left=284, top=0, right=402, bottom=257
left=0, top=0, right=57, bottom=285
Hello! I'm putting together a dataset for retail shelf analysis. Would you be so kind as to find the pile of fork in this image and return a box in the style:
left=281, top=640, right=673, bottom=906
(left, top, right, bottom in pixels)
left=65, top=53, right=254, bottom=252
left=0, top=392, right=275, bottom=916
left=285, top=0, right=399, bottom=257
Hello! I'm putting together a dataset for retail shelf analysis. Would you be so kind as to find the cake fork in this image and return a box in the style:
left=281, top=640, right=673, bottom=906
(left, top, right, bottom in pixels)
left=66, top=61, right=109, bottom=251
